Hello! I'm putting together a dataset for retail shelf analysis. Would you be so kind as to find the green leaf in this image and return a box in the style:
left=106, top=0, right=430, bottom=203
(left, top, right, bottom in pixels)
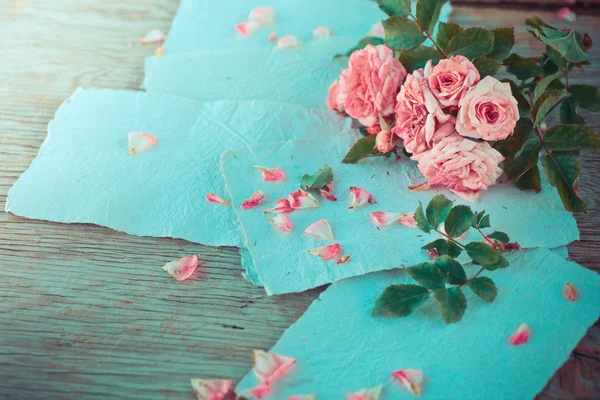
left=434, top=287, right=467, bottom=323
left=414, top=201, right=432, bottom=233
left=514, top=137, right=541, bottom=161
left=425, top=194, right=453, bottom=229
left=436, top=22, right=463, bottom=50
left=515, top=164, right=542, bottom=192
left=444, top=205, right=473, bottom=238
left=422, top=239, right=463, bottom=258
left=560, top=97, right=584, bottom=125
left=544, top=125, right=600, bottom=152
left=569, top=85, right=600, bottom=112
left=504, top=136, right=541, bottom=183
left=445, top=27, right=494, bottom=60
left=435, top=255, right=467, bottom=285
left=383, top=15, right=426, bottom=51
left=478, top=214, right=491, bottom=229
left=532, top=71, right=565, bottom=104
left=542, top=152, right=586, bottom=212
left=416, top=0, right=448, bottom=33
left=535, top=29, right=590, bottom=63
left=465, top=242, right=500, bottom=267
left=398, top=45, right=441, bottom=73
left=531, top=89, right=568, bottom=127
left=471, top=210, right=484, bottom=228
left=301, top=164, right=333, bottom=190
left=486, top=255, right=510, bottom=270
left=503, top=80, right=531, bottom=118
left=504, top=54, right=544, bottom=81
left=373, top=284, right=430, bottom=317
left=336, top=37, right=385, bottom=58
left=524, top=16, right=557, bottom=32
left=377, top=0, right=411, bottom=16
left=406, top=262, right=445, bottom=290
left=487, top=231, right=509, bottom=243
left=342, top=135, right=383, bottom=164
left=472, top=57, right=501, bottom=79
left=467, top=277, right=498, bottom=302
left=488, top=28, right=515, bottom=62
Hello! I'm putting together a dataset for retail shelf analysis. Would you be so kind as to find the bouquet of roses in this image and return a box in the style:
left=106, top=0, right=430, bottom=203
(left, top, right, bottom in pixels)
left=327, top=0, right=599, bottom=211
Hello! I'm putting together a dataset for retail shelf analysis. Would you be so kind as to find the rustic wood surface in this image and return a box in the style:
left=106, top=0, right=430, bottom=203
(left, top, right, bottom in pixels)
left=0, top=1, right=598, bottom=399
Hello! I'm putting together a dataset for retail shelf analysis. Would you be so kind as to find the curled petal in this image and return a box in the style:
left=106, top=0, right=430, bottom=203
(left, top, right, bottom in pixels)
left=304, top=219, right=334, bottom=239
left=346, top=385, right=382, bottom=400
left=206, top=192, right=231, bottom=206
left=139, top=29, right=166, bottom=44
left=269, top=214, right=292, bottom=232
left=319, top=183, right=337, bottom=201
left=288, top=189, right=320, bottom=209
left=255, top=166, right=286, bottom=182
left=336, top=254, right=352, bottom=264
left=263, top=198, right=294, bottom=214
left=190, top=378, right=231, bottom=400
left=269, top=31, right=278, bottom=42
left=348, top=186, right=376, bottom=209
left=248, top=6, right=275, bottom=25
left=238, top=383, right=272, bottom=399
left=278, top=35, right=301, bottom=49
left=509, top=323, right=530, bottom=346
left=375, top=129, right=398, bottom=153
left=162, top=255, right=198, bottom=281
left=563, top=282, right=577, bottom=302
left=408, top=181, right=430, bottom=192
left=128, top=131, right=157, bottom=155
left=399, top=212, right=417, bottom=228
left=308, top=243, right=341, bottom=260
left=370, top=212, right=404, bottom=227
left=242, top=190, right=265, bottom=210
left=153, top=46, right=165, bottom=56
left=288, top=395, right=316, bottom=400
left=391, top=369, right=424, bottom=397
left=253, top=350, right=296, bottom=385
left=236, top=21, right=261, bottom=36
left=312, top=26, right=333, bottom=39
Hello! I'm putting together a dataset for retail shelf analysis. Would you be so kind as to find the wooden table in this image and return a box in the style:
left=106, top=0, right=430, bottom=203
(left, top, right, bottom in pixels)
left=1, top=1, right=598, bottom=399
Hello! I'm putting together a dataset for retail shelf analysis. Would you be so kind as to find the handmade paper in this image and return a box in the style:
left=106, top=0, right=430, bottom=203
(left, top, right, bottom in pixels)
left=221, top=135, right=579, bottom=295
left=236, top=248, right=600, bottom=399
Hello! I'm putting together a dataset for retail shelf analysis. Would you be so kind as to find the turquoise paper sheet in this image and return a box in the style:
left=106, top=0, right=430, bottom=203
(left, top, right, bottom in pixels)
left=220, top=135, right=579, bottom=295
left=5, top=89, right=353, bottom=250
left=236, top=248, right=600, bottom=399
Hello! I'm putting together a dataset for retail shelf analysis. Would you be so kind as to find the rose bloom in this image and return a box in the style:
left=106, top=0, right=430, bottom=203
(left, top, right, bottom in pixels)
left=392, top=68, right=450, bottom=155
left=426, top=56, right=480, bottom=107
left=335, top=44, right=407, bottom=126
left=412, top=135, right=505, bottom=202
left=456, top=76, right=519, bottom=141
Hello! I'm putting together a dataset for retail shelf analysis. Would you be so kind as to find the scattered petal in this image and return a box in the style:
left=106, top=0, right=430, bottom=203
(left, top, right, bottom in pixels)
left=278, top=35, right=301, bottom=49
left=308, top=243, right=341, bottom=260
left=391, top=369, right=424, bottom=397
left=336, top=254, right=352, bottom=264
left=408, top=181, right=430, bottom=191
left=263, top=198, right=294, bottom=214
left=557, top=7, right=576, bottom=22
left=236, top=21, right=261, bottom=36
left=242, top=190, right=265, bottom=210
left=348, top=186, right=376, bottom=209
left=238, top=382, right=272, bottom=399
left=269, top=31, right=278, bottom=42
left=206, top=193, right=231, bottom=206
left=139, top=29, right=166, bottom=44
left=399, top=212, right=417, bottom=228
left=255, top=166, right=286, bottom=182
left=253, top=350, right=296, bottom=385
left=289, top=395, right=316, bottom=400
left=304, top=219, right=334, bottom=239
left=248, top=6, right=275, bottom=25
left=563, top=282, right=578, bottom=302
left=509, top=323, right=531, bottom=346
left=370, top=212, right=405, bottom=227
left=153, top=46, right=165, bottom=56
left=313, top=26, right=333, bottom=39
left=190, top=378, right=231, bottom=400
left=426, top=248, right=439, bottom=260
left=288, top=189, right=320, bottom=209
left=346, top=385, right=383, bottom=400
left=269, top=214, right=292, bottom=232
left=367, top=21, right=385, bottom=38
left=319, top=183, right=337, bottom=201
left=162, top=255, right=198, bottom=281
left=128, top=131, right=157, bottom=155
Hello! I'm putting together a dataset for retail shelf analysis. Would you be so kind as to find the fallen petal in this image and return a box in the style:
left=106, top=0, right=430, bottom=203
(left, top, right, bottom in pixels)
left=162, top=255, right=198, bottom=281
left=450, top=188, right=482, bottom=203
left=206, top=193, right=231, bottom=206
left=349, top=186, right=376, bottom=209
left=288, top=395, right=316, bottom=400
left=238, top=382, right=271, bottom=399
left=399, top=212, right=417, bottom=228
left=255, top=166, right=286, bottom=182
left=128, top=131, right=157, bottom=155
left=312, top=26, right=333, bottom=39
left=263, top=198, right=294, bottom=214
left=253, top=350, right=296, bottom=385
left=408, top=181, right=430, bottom=191
left=269, top=31, right=278, bottom=42
left=278, top=35, right=301, bottom=49
left=242, top=190, right=265, bottom=210
left=336, top=254, right=352, bottom=264
left=391, top=369, right=424, bottom=397
left=557, top=7, right=576, bottom=22
left=269, top=214, right=292, bottom=232
left=153, top=46, right=165, bottom=56
left=563, top=282, right=578, bottom=302
left=190, top=378, right=231, bottom=400
left=509, top=323, right=530, bottom=346
left=139, top=29, right=166, bottom=44
left=370, top=211, right=405, bottom=227
left=236, top=21, right=261, bottom=36
left=304, top=219, right=334, bottom=239
left=367, top=21, right=385, bottom=38
left=308, top=243, right=341, bottom=261
left=288, top=189, right=320, bottom=209
left=248, top=6, right=275, bottom=25
left=426, top=248, right=439, bottom=260
left=319, top=183, right=337, bottom=201
left=346, top=385, right=383, bottom=400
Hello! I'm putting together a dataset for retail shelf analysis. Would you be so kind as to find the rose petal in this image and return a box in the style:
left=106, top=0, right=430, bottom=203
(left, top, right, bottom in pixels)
left=313, top=26, right=333, bottom=39
left=153, top=46, right=165, bottom=56
left=236, top=21, right=261, bottom=36
left=370, top=211, right=403, bottom=227
left=375, top=129, right=398, bottom=153
left=190, top=378, right=231, bottom=400
left=391, top=369, right=424, bottom=397
left=348, top=186, right=376, bottom=209
left=288, top=395, right=316, bottom=400
left=399, top=212, right=417, bottom=228
left=162, top=255, right=198, bottom=281
left=240, top=383, right=271, bottom=399
left=450, top=188, right=482, bottom=203
left=346, top=385, right=383, bottom=400
left=278, top=35, right=301, bottom=49
left=128, top=131, right=157, bottom=155
left=319, top=183, right=337, bottom=201
left=248, top=6, right=275, bottom=25
left=269, top=214, right=292, bottom=232
left=557, top=7, right=576, bottom=22
left=336, top=254, right=352, bottom=264
left=288, top=189, right=320, bottom=209
left=509, top=323, right=530, bottom=345
left=242, top=190, right=265, bottom=210
left=263, top=198, right=295, bottom=214
left=408, top=181, right=430, bottom=191
left=564, top=282, right=577, bottom=302
left=253, top=350, right=296, bottom=385
left=308, top=243, right=341, bottom=260
left=269, top=31, right=278, bottom=42
left=304, top=219, right=334, bottom=239
left=139, top=29, right=166, bottom=44
left=367, top=21, right=385, bottom=38
left=255, top=166, right=286, bottom=182
left=206, top=193, right=231, bottom=206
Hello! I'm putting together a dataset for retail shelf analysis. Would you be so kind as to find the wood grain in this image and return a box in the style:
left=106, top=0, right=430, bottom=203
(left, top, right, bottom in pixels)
left=0, top=2, right=598, bottom=399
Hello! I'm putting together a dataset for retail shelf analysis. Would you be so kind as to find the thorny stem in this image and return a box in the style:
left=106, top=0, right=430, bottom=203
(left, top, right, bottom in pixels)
left=409, top=13, right=448, bottom=58
left=474, top=227, right=488, bottom=240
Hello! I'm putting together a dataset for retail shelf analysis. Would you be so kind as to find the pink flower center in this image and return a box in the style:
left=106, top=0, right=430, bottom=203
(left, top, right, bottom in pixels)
left=477, top=102, right=500, bottom=124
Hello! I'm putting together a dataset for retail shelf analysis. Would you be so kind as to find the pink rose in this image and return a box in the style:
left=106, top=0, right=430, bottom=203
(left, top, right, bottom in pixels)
left=326, top=81, right=344, bottom=113
left=456, top=76, right=519, bottom=141
left=412, top=135, right=504, bottom=201
left=337, top=45, right=407, bottom=126
left=392, top=68, right=450, bottom=155
left=426, top=56, right=480, bottom=107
